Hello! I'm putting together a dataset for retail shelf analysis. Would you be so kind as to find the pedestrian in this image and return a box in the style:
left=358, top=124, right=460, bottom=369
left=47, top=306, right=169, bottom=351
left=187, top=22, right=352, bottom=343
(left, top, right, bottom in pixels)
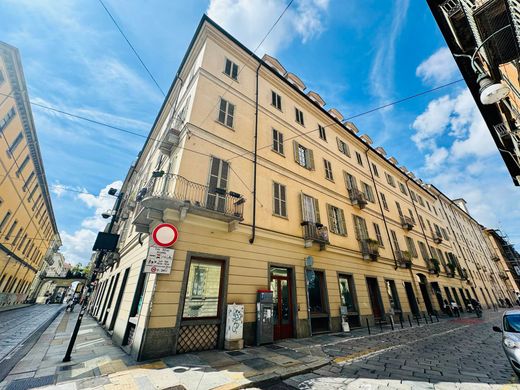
left=450, top=301, right=460, bottom=317
left=443, top=299, right=453, bottom=317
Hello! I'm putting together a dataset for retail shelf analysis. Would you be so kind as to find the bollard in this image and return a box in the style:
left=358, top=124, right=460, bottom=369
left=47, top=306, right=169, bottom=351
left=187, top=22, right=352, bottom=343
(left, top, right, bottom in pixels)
left=429, top=313, right=433, bottom=323
left=408, top=314, right=413, bottom=327
left=399, top=315, right=404, bottom=329
left=366, top=317, right=371, bottom=335
left=423, top=313, right=428, bottom=324
left=434, top=311, right=439, bottom=322
left=416, top=315, right=420, bottom=326
left=389, top=315, right=395, bottom=331
left=379, top=318, right=383, bottom=332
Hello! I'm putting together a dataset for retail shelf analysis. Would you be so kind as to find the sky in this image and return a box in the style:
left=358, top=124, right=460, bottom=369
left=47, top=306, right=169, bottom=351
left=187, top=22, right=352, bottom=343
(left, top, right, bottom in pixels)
left=1, top=0, right=519, bottom=265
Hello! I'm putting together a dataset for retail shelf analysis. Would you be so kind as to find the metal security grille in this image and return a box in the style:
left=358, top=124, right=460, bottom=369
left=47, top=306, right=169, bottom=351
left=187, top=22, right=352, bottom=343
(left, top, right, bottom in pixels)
left=176, top=324, right=219, bottom=353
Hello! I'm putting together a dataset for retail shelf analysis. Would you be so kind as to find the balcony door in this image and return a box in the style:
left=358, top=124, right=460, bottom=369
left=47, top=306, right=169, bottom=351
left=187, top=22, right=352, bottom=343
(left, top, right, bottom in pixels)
left=301, top=194, right=319, bottom=224
left=207, top=157, right=229, bottom=212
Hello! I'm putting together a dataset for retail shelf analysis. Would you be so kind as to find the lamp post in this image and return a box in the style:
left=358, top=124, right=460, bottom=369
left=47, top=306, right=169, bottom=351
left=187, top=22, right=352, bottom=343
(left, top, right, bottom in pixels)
left=63, top=188, right=124, bottom=362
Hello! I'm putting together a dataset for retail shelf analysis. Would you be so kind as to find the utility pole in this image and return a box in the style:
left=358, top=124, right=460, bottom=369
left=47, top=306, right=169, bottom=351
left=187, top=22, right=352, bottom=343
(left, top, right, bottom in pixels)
left=63, top=190, right=124, bottom=362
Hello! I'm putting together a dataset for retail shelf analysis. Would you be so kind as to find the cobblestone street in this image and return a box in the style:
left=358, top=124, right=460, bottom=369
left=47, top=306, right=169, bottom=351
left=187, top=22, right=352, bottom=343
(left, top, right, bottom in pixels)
left=0, top=305, right=64, bottom=381
left=269, top=310, right=520, bottom=389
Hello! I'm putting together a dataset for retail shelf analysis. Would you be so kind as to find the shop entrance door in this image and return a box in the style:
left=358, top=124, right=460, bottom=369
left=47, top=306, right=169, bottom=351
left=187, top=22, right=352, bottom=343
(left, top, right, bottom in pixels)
left=404, top=282, right=420, bottom=316
left=366, top=277, right=384, bottom=320
left=270, top=268, right=294, bottom=340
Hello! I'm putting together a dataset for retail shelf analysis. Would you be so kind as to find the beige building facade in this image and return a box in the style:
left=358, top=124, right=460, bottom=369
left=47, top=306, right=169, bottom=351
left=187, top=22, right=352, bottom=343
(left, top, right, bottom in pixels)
left=89, top=16, right=513, bottom=360
left=0, top=42, right=60, bottom=306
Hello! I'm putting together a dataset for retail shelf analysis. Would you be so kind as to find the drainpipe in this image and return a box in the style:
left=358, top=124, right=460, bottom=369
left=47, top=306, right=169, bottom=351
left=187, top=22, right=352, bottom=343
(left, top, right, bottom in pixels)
left=363, top=149, right=398, bottom=270
left=249, top=63, right=262, bottom=244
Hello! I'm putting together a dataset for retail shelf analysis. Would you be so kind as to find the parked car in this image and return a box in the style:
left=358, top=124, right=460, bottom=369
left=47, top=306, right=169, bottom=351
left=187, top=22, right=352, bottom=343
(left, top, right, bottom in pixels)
left=493, top=310, right=520, bottom=377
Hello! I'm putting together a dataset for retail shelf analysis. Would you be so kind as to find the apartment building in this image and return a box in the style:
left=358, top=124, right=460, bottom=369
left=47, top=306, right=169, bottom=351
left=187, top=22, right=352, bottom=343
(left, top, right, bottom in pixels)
left=427, top=0, right=520, bottom=185
left=89, top=16, right=512, bottom=360
left=484, top=228, right=520, bottom=293
left=0, top=42, right=60, bottom=306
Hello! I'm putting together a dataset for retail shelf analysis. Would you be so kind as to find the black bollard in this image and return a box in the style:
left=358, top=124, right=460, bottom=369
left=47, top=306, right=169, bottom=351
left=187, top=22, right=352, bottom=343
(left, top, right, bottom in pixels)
left=408, top=314, right=412, bottom=327
left=423, top=313, right=428, bottom=324
left=379, top=318, right=383, bottom=332
left=429, top=313, right=433, bottom=323
left=366, top=317, right=371, bottom=335
left=416, top=315, right=420, bottom=326
left=400, top=315, right=404, bottom=329
left=389, top=315, right=394, bottom=331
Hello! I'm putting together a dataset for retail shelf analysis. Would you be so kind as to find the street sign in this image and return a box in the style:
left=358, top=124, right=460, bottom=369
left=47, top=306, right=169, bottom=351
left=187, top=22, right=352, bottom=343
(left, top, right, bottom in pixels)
left=152, top=223, right=178, bottom=247
left=144, top=244, right=174, bottom=274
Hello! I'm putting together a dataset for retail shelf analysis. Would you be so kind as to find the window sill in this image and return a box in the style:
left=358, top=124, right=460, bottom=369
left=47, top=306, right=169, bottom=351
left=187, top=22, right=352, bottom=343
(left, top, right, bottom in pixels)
left=325, top=177, right=334, bottom=183
left=271, top=104, right=282, bottom=112
left=222, top=71, right=238, bottom=82
left=272, top=213, right=288, bottom=220
left=271, top=149, right=285, bottom=157
left=215, top=120, right=235, bottom=131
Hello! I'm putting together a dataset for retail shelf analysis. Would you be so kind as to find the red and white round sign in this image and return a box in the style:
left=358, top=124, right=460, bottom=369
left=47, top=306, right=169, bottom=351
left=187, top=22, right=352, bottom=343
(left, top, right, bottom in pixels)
left=152, top=223, right=179, bottom=247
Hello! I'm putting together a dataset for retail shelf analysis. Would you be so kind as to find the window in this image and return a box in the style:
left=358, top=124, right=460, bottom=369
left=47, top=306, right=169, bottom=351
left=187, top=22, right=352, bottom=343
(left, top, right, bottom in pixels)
left=224, top=58, right=238, bottom=80
left=385, top=280, right=401, bottom=313
left=395, top=201, right=403, bottom=217
left=307, top=270, right=327, bottom=314
left=28, top=183, right=39, bottom=202
left=390, top=229, right=400, bottom=250
left=385, top=172, right=396, bottom=187
left=418, top=241, right=429, bottom=261
left=410, top=190, right=417, bottom=202
left=418, top=215, right=425, bottom=229
left=361, top=182, right=375, bottom=202
left=405, top=236, right=418, bottom=257
left=301, top=194, right=320, bottom=224
left=373, top=223, right=384, bottom=246
left=441, top=227, right=449, bottom=241
left=272, top=129, right=284, bottom=155
left=293, top=141, right=314, bottom=170
left=371, top=163, right=379, bottom=177
left=217, top=98, right=235, bottom=128
left=398, top=182, right=407, bottom=195
left=0, top=211, right=11, bottom=232
left=380, top=192, right=389, bottom=210
left=318, top=124, right=327, bottom=141
left=408, top=209, right=415, bottom=224
left=426, top=201, right=431, bottom=211
left=355, top=151, right=363, bottom=166
left=327, top=204, right=346, bottom=235
left=353, top=215, right=369, bottom=240
left=324, top=159, right=333, bottom=180
left=336, top=137, right=350, bottom=157
left=417, top=194, right=425, bottom=206
left=271, top=91, right=282, bottom=110
left=12, top=228, right=22, bottom=246
left=8, top=133, right=23, bottom=156
left=189, top=265, right=224, bottom=315
left=338, top=274, right=357, bottom=313
left=207, top=157, right=229, bottom=212
left=295, top=108, right=304, bottom=125
left=0, top=107, right=16, bottom=134
left=273, top=182, right=287, bottom=217
left=17, top=233, right=27, bottom=250
left=343, top=171, right=358, bottom=197
left=5, top=220, right=17, bottom=240
left=16, top=155, right=30, bottom=177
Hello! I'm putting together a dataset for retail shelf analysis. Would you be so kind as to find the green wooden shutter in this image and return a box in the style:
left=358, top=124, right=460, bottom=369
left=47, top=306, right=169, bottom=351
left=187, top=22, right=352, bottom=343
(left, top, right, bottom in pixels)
left=293, top=140, right=299, bottom=163
left=307, top=149, right=315, bottom=170
left=339, top=209, right=346, bottom=235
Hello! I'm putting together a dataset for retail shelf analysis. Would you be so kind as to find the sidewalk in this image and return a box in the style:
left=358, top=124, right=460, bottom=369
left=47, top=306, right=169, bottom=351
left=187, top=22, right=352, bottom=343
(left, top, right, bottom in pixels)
left=0, top=309, right=495, bottom=390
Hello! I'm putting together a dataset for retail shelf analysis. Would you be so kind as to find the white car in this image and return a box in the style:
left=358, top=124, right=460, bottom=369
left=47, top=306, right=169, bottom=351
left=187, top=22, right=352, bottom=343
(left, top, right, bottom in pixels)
left=493, top=310, right=520, bottom=377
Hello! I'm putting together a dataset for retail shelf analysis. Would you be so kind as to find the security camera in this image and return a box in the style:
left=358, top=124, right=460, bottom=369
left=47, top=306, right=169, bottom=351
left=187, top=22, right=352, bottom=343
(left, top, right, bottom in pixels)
left=101, top=212, right=111, bottom=219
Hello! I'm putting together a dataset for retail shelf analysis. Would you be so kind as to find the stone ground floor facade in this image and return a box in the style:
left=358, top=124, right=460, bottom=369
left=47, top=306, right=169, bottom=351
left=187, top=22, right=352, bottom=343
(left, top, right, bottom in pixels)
left=88, top=212, right=511, bottom=361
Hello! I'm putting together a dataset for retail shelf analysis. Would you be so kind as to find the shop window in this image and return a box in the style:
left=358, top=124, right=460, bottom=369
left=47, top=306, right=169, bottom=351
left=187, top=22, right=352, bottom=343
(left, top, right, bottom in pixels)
left=183, top=260, right=223, bottom=318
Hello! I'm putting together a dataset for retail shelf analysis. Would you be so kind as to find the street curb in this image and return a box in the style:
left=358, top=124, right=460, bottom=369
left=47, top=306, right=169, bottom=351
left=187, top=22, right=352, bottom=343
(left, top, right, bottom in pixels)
left=0, top=306, right=65, bottom=383
left=0, top=303, right=34, bottom=313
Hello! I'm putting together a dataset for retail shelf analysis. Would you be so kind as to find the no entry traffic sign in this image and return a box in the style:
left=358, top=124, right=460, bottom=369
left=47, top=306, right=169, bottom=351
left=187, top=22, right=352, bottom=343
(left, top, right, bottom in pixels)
left=152, top=223, right=179, bottom=247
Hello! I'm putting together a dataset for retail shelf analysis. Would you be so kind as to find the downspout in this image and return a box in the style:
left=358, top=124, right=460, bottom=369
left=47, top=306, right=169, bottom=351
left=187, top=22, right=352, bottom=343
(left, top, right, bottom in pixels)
left=363, top=149, right=398, bottom=270
left=249, top=62, right=262, bottom=244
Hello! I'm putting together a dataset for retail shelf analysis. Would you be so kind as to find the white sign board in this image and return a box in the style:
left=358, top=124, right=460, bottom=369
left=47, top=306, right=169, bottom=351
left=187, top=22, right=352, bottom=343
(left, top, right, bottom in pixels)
left=225, top=304, right=244, bottom=341
left=144, top=244, right=174, bottom=274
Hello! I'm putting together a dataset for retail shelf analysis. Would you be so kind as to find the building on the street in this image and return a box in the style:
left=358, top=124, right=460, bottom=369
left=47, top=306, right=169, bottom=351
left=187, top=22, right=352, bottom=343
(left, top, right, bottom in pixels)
left=426, top=0, right=520, bottom=186
left=0, top=42, right=60, bottom=307
left=89, top=15, right=514, bottom=360
left=484, top=228, right=520, bottom=294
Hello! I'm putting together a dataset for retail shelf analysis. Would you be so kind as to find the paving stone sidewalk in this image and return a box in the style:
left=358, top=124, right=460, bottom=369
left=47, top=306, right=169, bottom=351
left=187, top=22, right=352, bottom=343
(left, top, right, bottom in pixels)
left=0, top=309, right=505, bottom=390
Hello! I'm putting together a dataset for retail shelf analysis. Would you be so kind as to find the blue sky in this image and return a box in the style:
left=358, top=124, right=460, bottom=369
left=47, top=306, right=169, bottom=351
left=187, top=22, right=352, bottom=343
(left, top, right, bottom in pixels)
left=1, top=0, right=518, bottom=264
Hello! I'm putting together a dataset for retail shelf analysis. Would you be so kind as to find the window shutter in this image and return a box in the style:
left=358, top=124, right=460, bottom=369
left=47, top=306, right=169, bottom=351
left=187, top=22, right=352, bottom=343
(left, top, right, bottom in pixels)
left=339, top=209, right=346, bottom=235
left=293, top=141, right=299, bottom=163
left=336, top=137, right=342, bottom=153
left=313, top=197, right=320, bottom=223
left=343, top=171, right=352, bottom=191
left=307, top=148, right=315, bottom=170
left=300, top=192, right=306, bottom=222
left=326, top=204, right=335, bottom=233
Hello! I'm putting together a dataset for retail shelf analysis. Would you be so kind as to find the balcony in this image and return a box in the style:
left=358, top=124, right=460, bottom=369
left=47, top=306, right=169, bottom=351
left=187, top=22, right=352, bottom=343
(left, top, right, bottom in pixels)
left=433, top=233, right=443, bottom=244
left=302, top=222, right=329, bottom=250
left=491, top=255, right=501, bottom=262
left=348, top=189, right=368, bottom=209
left=446, top=263, right=456, bottom=278
left=458, top=267, right=469, bottom=280
left=133, top=173, right=245, bottom=232
left=159, top=127, right=181, bottom=155
left=427, top=258, right=441, bottom=275
left=395, top=250, right=412, bottom=269
left=400, top=216, right=415, bottom=231
left=360, top=238, right=379, bottom=261
left=499, top=271, right=508, bottom=280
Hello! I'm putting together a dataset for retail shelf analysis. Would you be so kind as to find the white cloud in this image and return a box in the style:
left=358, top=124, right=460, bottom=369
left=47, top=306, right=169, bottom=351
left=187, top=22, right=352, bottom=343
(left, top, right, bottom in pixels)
left=424, top=147, right=448, bottom=172
left=416, top=47, right=460, bottom=86
left=411, top=95, right=454, bottom=150
left=207, top=0, right=329, bottom=55
left=60, top=181, right=122, bottom=265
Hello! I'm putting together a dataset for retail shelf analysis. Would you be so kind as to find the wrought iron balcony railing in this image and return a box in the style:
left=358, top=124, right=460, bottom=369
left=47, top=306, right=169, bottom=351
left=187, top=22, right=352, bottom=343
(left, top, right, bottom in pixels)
left=491, top=255, right=501, bottom=262
left=302, top=222, right=329, bottom=249
left=360, top=238, right=379, bottom=261
left=133, top=173, right=245, bottom=230
left=400, top=216, right=415, bottom=230
left=427, top=258, right=441, bottom=274
left=499, top=271, right=508, bottom=280
left=433, top=233, right=443, bottom=244
left=395, top=250, right=412, bottom=268
left=348, top=188, right=368, bottom=209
